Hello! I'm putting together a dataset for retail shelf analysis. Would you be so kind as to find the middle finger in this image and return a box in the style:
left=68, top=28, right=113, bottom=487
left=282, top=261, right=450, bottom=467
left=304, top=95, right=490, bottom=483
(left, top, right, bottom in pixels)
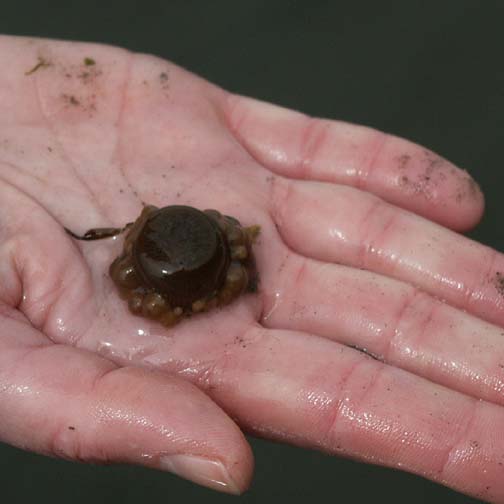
left=261, top=251, right=504, bottom=407
left=269, top=177, right=504, bottom=327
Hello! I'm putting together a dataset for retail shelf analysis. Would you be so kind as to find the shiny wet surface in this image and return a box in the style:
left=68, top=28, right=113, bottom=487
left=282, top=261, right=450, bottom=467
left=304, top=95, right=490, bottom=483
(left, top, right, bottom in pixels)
left=1, top=1, right=501, bottom=503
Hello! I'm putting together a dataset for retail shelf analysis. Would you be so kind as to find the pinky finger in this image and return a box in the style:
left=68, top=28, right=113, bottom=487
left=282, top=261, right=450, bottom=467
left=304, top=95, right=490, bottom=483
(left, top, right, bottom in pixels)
left=0, top=312, right=252, bottom=494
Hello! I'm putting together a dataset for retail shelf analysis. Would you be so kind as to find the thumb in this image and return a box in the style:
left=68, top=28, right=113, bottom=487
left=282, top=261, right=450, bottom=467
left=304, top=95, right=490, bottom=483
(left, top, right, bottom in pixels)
left=0, top=317, right=253, bottom=494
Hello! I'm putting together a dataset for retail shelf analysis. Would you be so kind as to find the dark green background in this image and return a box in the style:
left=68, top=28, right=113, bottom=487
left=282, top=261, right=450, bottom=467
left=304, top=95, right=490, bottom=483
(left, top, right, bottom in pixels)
left=1, top=1, right=502, bottom=503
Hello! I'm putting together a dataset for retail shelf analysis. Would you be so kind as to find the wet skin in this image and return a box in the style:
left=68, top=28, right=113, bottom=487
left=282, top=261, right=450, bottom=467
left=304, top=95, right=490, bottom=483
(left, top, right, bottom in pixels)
left=3, top=35, right=504, bottom=502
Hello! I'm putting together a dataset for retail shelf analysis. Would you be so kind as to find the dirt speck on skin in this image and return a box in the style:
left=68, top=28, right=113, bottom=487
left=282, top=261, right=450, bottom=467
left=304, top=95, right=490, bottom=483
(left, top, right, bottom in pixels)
left=276, top=254, right=288, bottom=274
left=0, top=138, right=25, bottom=156
left=397, top=154, right=411, bottom=170
left=49, top=57, right=104, bottom=116
left=77, top=67, right=103, bottom=84
left=75, top=61, right=103, bottom=84
left=396, top=150, right=453, bottom=200
left=455, top=171, right=482, bottom=204
left=58, top=58, right=103, bottom=87
left=423, top=149, right=446, bottom=170
left=494, top=272, right=504, bottom=296
left=159, top=70, right=170, bottom=93
left=62, top=94, right=80, bottom=106
left=396, top=152, right=438, bottom=200
left=25, top=57, right=52, bottom=75
left=234, top=335, right=249, bottom=349
left=466, top=175, right=481, bottom=197
left=60, top=91, right=98, bottom=115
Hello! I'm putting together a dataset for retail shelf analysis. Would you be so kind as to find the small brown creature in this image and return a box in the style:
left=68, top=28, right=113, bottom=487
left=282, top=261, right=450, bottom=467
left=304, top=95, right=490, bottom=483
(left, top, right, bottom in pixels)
left=66, top=205, right=260, bottom=327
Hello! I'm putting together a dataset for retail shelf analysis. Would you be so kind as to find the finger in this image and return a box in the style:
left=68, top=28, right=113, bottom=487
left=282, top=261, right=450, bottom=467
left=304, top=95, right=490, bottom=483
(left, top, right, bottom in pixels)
left=270, top=177, right=504, bottom=328
left=261, top=250, right=504, bottom=408
left=225, top=94, right=484, bottom=232
left=0, top=311, right=252, bottom=494
left=187, top=326, right=504, bottom=502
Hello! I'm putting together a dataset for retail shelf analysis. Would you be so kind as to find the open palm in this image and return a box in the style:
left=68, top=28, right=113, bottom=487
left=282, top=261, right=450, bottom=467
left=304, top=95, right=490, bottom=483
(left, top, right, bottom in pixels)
left=1, top=35, right=503, bottom=502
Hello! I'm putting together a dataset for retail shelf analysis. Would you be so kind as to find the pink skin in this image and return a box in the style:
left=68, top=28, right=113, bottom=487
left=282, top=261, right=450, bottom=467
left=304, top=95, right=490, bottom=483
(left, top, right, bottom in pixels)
left=0, top=34, right=501, bottom=501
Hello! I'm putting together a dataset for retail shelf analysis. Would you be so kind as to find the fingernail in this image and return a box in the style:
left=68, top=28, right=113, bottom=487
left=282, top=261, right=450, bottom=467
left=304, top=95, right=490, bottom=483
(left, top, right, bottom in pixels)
left=159, top=454, right=241, bottom=495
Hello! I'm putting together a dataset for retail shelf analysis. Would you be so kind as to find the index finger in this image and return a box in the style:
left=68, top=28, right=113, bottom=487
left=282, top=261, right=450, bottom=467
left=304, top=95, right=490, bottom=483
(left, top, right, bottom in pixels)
left=225, top=95, right=484, bottom=232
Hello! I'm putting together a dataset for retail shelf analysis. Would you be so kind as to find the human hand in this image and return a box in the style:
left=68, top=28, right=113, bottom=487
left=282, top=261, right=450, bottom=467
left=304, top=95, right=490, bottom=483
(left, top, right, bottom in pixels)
left=0, top=35, right=501, bottom=502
